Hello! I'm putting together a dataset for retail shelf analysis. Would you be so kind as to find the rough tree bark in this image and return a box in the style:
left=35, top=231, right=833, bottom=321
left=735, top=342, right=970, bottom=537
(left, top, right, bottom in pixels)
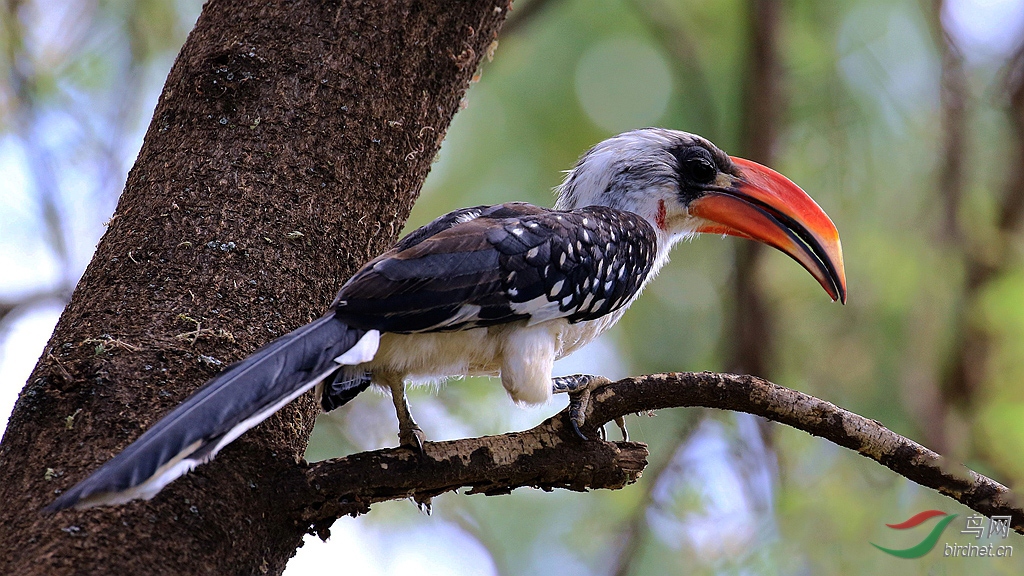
left=0, top=0, right=508, bottom=574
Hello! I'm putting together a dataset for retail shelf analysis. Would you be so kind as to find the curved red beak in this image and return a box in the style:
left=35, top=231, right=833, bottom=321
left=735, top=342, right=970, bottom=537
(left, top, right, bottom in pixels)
left=688, top=157, right=847, bottom=303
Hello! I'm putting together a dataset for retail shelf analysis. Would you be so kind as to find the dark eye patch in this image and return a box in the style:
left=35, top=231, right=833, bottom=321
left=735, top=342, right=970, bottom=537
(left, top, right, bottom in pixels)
left=671, top=145, right=718, bottom=186
left=683, top=155, right=716, bottom=183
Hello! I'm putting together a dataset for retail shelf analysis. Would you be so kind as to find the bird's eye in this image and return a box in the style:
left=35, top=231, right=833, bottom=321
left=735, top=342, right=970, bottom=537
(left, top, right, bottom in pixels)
left=683, top=156, right=717, bottom=184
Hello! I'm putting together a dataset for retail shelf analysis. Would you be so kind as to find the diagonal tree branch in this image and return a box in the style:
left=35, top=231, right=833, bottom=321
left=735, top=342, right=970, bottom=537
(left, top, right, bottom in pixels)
left=0, top=290, right=68, bottom=325
left=288, top=372, right=1024, bottom=538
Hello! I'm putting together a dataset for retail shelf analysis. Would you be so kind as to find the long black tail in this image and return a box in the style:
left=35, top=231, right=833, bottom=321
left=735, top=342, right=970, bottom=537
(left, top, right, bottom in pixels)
left=45, top=314, right=378, bottom=512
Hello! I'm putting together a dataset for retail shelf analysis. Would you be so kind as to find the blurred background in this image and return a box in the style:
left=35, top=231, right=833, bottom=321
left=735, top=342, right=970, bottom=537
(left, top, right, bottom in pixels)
left=3, top=0, right=1024, bottom=573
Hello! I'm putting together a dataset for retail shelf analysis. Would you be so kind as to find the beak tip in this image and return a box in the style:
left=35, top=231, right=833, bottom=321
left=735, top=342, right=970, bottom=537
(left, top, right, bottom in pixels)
left=834, top=285, right=847, bottom=305
left=835, top=268, right=847, bottom=305
left=828, top=277, right=847, bottom=304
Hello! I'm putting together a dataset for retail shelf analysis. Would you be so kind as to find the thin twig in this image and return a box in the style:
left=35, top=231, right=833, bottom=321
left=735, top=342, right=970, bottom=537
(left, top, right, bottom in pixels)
left=44, top=353, right=73, bottom=383
left=82, top=336, right=142, bottom=352
left=0, top=289, right=67, bottom=325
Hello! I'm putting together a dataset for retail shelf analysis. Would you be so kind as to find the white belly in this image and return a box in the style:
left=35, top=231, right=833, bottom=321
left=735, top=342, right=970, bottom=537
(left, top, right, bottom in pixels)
left=367, top=325, right=508, bottom=380
left=364, top=310, right=625, bottom=394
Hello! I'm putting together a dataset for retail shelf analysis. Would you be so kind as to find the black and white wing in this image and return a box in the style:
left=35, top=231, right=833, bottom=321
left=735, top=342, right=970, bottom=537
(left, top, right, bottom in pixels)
left=332, top=202, right=659, bottom=332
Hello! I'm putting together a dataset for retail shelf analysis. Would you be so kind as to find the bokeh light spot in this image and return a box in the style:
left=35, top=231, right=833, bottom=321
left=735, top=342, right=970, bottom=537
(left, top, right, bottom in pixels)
left=574, top=37, right=673, bottom=133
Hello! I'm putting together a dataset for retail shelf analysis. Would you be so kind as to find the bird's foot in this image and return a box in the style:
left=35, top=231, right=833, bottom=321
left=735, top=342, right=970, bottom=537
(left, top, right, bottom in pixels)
left=413, top=493, right=433, bottom=515
left=597, top=416, right=629, bottom=442
left=552, top=373, right=609, bottom=394
left=552, top=374, right=616, bottom=441
left=613, top=415, right=628, bottom=442
left=384, top=375, right=427, bottom=453
left=398, top=425, right=427, bottom=453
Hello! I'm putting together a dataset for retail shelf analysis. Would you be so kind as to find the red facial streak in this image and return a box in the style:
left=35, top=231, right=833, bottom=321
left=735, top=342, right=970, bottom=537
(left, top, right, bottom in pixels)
left=656, top=199, right=667, bottom=230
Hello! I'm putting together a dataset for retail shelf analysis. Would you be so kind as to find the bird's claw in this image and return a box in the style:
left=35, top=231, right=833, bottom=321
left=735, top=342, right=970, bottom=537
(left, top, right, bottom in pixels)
left=413, top=493, right=433, bottom=514
left=567, top=387, right=591, bottom=440
left=556, top=374, right=614, bottom=441
left=614, top=416, right=628, bottom=441
left=571, top=418, right=588, bottom=441
left=399, top=426, right=427, bottom=454
left=597, top=416, right=629, bottom=441
left=555, top=374, right=629, bottom=441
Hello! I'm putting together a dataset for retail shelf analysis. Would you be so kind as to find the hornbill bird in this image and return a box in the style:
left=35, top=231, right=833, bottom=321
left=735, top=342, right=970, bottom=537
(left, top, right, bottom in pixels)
left=46, top=128, right=846, bottom=512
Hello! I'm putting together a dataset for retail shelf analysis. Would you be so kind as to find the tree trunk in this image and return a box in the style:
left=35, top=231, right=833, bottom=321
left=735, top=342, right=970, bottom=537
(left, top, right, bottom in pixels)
left=729, top=0, right=781, bottom=377
left=0, top=0, right=507, bottom=573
